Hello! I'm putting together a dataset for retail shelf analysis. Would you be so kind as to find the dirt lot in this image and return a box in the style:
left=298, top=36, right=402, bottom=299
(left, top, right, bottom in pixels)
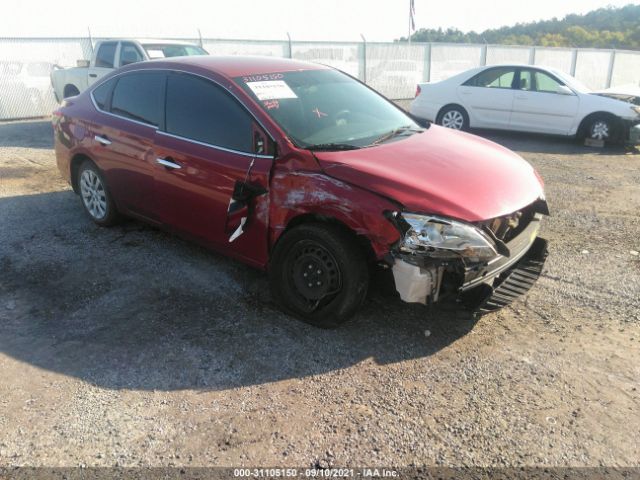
left=0, top=119, right=639, bottom=468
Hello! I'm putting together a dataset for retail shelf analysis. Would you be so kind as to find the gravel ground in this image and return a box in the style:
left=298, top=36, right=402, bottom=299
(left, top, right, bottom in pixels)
left=0, top=119, right=639, bottom=468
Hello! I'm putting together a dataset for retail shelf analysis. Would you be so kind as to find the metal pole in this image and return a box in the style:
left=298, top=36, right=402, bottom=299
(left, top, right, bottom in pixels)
left=360, top=34, right=367, bottom=83
left=408, top=0, right=411, bottom=46
left=286, top=32, right=292, bottom=59
left=87, top=26, right=94, bottom=53
left=481, top=44, right=488, bottom=66
left=570, top=49, right=578, bottom=77
left=606, top=50, right=616, bottom=88
left=423, top=42, right=431, bottom=82
left=197, top=28, right=203, bottom=48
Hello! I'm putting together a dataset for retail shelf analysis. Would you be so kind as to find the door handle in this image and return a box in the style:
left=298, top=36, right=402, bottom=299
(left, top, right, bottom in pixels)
left=89, top=73, right=97, bottom=78
left=94, top=135, right=111, bottom=146
left=156, top=157, right=182, bottom=170
left=515, top=95, right=528, bottom=100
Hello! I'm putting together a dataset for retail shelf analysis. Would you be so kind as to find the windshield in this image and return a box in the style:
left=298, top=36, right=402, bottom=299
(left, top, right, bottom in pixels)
left=142, top=44, right=208, bottom=59
left=234, top=69, right=420, bottom=149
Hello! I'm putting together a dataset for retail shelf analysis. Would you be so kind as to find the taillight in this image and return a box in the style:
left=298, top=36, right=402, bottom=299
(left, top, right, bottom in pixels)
left=415, top=85, right=421, bottom=98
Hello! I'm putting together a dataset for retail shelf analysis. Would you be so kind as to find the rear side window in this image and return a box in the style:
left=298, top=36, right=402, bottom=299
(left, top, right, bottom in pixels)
left=110, top=72, right=164, bottom=126
left=92, top=77, right=117, bottom=110
left=95, top=43, right=117, bottom=68
left=464, top=67, right=515, bottom=89
left=165, top=73, right=253, bottom=152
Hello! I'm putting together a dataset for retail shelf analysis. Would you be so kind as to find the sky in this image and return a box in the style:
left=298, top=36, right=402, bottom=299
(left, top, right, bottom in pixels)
left=4, top=0, right=639, bottom=41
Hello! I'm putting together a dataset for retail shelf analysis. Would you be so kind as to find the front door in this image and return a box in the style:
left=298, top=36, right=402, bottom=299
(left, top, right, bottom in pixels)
left=510, top=68, right=579, bottom=135
left=153, top=71, right=273, bottom=266
left=88, top=42, right=118, bottom=87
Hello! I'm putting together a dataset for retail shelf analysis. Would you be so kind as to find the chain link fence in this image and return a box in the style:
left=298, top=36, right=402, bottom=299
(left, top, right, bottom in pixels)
left=1, top=36, right=639, bottom=120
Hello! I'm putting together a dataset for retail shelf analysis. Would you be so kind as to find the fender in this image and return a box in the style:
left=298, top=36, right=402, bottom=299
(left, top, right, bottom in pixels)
left=269, top=169, right=402, bottom=260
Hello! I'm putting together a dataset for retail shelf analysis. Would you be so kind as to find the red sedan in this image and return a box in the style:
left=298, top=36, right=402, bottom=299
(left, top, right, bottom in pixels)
left=53, top=56, right=549, bottom=327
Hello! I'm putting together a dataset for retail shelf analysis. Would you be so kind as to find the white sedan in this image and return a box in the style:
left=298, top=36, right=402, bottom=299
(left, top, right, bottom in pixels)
left=410, top=65, right=640, bottom=143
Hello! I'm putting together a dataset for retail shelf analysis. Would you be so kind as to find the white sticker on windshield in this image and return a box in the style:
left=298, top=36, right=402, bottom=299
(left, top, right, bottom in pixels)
left=246, top=80, right=297, bottom=100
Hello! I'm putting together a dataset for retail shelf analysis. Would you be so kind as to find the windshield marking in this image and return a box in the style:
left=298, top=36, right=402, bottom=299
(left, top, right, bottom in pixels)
left=246, top=80, right=298, bottom=100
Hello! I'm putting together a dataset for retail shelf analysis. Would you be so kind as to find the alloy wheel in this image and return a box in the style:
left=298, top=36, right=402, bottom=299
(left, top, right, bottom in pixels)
left=80, top=169, right=107, bottom=220
left=590, top=120, right=610, bottom=140
left=441, top=110, right=465, bottom=130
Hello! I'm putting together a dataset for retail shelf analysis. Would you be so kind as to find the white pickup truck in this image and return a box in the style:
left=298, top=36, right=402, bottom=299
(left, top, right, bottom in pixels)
left=51, top=39, right=208, bottom=101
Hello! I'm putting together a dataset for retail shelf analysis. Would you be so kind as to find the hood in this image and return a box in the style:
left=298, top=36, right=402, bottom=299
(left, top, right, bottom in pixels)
left=593, top=84, right=640, bottom=106
left=313, top=125, right=544, bottom=222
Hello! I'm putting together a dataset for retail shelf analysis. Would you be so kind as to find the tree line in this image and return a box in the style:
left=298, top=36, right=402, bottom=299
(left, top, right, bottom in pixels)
left=401, top=4, right=640, bottom=50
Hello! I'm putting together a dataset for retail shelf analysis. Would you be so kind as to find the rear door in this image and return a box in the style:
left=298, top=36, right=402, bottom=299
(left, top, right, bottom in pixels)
left=88, top=42, right=118, bottom=86
left=88, top=71, right=164, bottom=220
left=456, top=67, right=517, bottom=129
left=510, top=68, right=579, bottom=134
left=153, top=71, right=274, bottom=266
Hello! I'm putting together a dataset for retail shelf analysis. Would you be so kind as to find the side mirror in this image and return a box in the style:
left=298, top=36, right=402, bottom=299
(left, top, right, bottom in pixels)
left=252, top=125, right=276, bottom=156
left=556, top=85, right=574, bottom=96
left=77, top=59, right=90, bottom=68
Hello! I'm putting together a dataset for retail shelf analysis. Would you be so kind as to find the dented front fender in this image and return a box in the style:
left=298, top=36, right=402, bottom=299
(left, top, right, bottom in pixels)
left=269, top=163, right=402, bottom=260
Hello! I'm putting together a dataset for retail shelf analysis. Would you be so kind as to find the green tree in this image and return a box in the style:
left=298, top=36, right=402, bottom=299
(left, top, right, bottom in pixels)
left=400, top=4, right=640, bottom=50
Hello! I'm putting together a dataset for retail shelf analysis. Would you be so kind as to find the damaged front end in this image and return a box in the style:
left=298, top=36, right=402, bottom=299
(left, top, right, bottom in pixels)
left=387, top=200, right=549, bottom=313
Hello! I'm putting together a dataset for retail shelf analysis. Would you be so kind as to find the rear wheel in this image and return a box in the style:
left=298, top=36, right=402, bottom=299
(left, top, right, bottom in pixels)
left=78, top=161, right=120, bottom=226
left=269, top=224, right=369, bottom=328
left=437, top=105, right=469, bottom=131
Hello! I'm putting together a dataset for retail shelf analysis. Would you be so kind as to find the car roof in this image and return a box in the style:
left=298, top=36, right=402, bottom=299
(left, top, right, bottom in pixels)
left=140, top=55, right=329, bottom=78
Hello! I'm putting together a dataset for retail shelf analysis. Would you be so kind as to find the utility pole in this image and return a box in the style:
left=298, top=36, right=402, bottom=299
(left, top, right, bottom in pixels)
left=408, top=0, right=412, bottom=46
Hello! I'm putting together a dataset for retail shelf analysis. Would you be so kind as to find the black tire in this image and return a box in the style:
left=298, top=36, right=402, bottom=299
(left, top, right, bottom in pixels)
left=63, top=85, right=80, bottom=99
left=437, top=105, right=469, bottom=131
left=77, top=160, right=120, bottom=227
left=584, top=114, right=619, bottom=143
left=269, top=223, right=369, bottom=328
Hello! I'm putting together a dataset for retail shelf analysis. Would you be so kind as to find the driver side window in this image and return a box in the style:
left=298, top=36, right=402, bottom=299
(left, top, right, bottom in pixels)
left=534, top=71, right=563, bottom=93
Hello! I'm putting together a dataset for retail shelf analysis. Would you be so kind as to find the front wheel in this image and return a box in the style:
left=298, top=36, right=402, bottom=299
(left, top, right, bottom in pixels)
left=586, top=115, right=619, bottom=142
left=269, top=224, right=369, bottom=328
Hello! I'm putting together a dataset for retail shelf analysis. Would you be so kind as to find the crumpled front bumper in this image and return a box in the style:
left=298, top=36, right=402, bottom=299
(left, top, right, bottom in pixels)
left=391, top=215, right=548, bottom=313
left=622, top=118, right=640, bottom=145
left=469, top=237, right=548, bottom=312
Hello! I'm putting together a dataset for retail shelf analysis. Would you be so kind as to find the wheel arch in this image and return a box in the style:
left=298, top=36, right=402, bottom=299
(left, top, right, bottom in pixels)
left=63, top=83, right=81, bottom=98
left=69, top=153, right=95, bottom=194
left=274, top=213, right=377, bottom=264
left=436, top=103, right=470, bottom=126
left=576, top=111, right=621, bottom=139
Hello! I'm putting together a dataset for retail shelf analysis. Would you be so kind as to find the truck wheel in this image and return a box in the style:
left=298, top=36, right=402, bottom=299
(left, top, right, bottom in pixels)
left=63, top=85, right=80, bottom=99
left=78, top=160, right=120, bottom=227
left=269, top=223, right=369, bottom=328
